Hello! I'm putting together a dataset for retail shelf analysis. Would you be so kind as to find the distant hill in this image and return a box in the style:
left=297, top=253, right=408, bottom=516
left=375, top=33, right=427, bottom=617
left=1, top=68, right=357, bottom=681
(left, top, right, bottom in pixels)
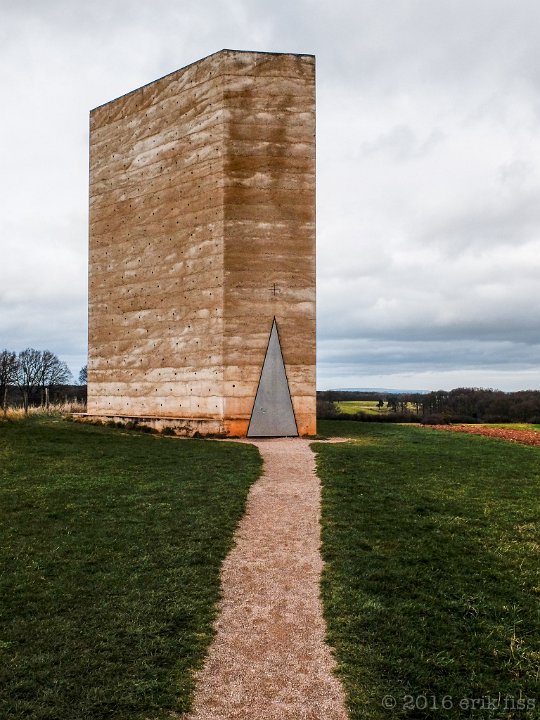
left=334, top=387, right=428, bottom=395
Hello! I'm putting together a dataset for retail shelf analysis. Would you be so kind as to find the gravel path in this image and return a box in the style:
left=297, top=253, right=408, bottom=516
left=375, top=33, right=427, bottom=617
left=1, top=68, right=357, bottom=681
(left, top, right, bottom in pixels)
left=183, top=438, right=348, bottom=720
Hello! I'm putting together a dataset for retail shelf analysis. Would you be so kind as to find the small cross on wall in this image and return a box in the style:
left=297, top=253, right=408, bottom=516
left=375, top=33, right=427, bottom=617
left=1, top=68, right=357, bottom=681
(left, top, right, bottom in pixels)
left=269, top=283, right=280, bottom=296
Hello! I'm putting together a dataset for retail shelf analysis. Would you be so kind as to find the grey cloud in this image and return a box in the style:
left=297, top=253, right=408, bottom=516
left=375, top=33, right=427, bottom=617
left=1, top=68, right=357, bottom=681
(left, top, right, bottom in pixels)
left=318, top=337, right=540, bottom=376
left=1, top=0, right=540, bottom=389
left=360, top=125, right=446, bottom=162
left=417, top=192, right=540, bottom=252
left=498, top=160, right=535, bottom=187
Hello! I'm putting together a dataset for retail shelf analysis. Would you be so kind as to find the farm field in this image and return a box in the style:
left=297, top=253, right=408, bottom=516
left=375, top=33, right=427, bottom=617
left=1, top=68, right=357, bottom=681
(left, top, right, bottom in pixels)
left=0, top=416, right=261, bottom=720
left=335, top=400, right=387, bottom=414
left=315, top=420, right=540, bottom=720
left=426, top=424, right=540, bottom=447
left=335, top=400, right=418, bottom=415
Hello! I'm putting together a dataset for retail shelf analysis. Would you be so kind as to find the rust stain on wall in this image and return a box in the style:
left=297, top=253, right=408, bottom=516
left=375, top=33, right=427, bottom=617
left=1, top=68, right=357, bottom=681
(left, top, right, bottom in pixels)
left=87, top=49, right=315, bottom=436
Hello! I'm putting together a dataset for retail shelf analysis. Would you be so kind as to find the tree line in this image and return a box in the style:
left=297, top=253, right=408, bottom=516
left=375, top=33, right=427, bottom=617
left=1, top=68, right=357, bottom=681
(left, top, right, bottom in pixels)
left=0, top=349, right=85, bottom=415
left=317, top=387, right=540, bottom=424
left=416, top=387, right=540, bottom=423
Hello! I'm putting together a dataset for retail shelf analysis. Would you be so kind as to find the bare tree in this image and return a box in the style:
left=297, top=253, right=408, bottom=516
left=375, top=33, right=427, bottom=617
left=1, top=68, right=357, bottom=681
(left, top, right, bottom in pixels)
left=40, top=350, right=72, bottom=408
left=17, top=348, right=43, bottom=413
left=16, top=349, right=73, bottom=412
left=0, top=350, right=18, bottom=416
left=79, top=365, right=87, bottom=385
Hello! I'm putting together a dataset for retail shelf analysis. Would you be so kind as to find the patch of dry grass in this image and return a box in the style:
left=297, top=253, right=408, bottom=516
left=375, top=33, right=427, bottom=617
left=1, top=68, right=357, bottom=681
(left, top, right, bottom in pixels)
left=1, top=401, right=87, bottom=420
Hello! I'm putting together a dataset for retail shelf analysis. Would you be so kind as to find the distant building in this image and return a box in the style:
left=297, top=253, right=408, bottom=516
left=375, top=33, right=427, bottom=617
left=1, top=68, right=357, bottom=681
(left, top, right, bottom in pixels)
left=87, top=49, right=315, bottom=436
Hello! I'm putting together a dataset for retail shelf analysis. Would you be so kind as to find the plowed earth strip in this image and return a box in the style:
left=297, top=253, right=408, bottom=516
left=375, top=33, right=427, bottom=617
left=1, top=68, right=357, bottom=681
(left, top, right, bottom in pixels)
left=425, top=425, right=540, bottom=447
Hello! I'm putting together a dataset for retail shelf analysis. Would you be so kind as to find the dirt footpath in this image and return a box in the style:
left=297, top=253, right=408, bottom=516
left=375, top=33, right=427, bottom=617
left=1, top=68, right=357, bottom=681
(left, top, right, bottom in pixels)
left=425, top=424, right=540, bottom=447
left=183, top=438, right=347, bottom=720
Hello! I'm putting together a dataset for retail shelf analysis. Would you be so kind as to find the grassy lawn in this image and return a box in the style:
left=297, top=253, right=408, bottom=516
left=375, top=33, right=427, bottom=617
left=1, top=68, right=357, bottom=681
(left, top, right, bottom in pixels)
left=315, top=420, right=540, bottom=720
left=0, top=416, right=261, bottom=720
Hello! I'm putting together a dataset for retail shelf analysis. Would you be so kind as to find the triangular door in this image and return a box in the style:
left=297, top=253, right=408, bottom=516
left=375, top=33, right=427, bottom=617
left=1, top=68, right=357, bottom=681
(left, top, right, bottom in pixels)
left=247, top=319, right=298, bottom=437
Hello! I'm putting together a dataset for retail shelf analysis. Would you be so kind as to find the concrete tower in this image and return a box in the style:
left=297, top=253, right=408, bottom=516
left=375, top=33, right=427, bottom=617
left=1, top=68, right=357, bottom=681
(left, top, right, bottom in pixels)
left=87, top=49, right=315, bottom=436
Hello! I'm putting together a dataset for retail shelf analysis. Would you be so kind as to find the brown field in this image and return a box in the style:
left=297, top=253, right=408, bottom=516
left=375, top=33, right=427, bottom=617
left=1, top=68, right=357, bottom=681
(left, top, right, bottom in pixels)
left=425, top=424, right=540, bottom=447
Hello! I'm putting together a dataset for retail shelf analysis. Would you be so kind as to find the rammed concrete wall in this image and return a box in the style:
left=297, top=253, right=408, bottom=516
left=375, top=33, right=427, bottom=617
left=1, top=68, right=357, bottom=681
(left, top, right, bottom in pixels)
left=221, top=53, right=315, bottom=436
left=88, top=49, right=315, bottom=436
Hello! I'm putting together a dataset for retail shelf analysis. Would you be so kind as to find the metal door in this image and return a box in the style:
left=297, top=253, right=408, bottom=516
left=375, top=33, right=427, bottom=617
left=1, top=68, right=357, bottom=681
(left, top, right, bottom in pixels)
left=247, top=318, right=298, bottom=437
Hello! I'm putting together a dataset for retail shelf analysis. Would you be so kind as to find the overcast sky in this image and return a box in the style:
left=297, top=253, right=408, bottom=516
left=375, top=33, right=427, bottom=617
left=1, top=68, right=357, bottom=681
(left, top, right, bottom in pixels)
left=1, top=0, right=540, bottom=391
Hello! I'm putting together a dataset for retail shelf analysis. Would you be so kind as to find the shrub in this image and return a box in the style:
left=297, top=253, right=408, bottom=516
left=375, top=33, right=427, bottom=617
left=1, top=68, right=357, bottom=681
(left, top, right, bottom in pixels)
left=482, top=415, right=511, bottom=424
left=316, top=399, right=341, bottom=419
left=421, top=415, right=450, bottom=425
left=352, top=411, right=419, bottom=423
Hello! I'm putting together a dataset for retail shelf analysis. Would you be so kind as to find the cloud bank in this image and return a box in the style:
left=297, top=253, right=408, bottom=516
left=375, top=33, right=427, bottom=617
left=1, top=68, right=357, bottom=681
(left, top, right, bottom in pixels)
left=1, top=0, right=539, bottom=389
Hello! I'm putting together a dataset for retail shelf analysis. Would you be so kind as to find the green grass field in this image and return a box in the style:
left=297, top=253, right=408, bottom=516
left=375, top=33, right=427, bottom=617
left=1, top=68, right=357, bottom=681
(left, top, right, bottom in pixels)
left=315, top=420, right=540, bottom=719
left=3, top=415, right=539, bottom=720
left=335, top=400, right=388, bottom=415
left=0, top=416, right=261, bottom=720
left=335, top=401, right=418, bottom=415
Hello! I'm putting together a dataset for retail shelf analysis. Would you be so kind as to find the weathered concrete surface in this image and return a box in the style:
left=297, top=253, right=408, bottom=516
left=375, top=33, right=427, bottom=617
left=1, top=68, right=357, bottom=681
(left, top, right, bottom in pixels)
left=88, top=50, right=315, bottom=435
left=74, top=414, right=227, bottom=437
left=222, top=52, right=316, bottom=436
